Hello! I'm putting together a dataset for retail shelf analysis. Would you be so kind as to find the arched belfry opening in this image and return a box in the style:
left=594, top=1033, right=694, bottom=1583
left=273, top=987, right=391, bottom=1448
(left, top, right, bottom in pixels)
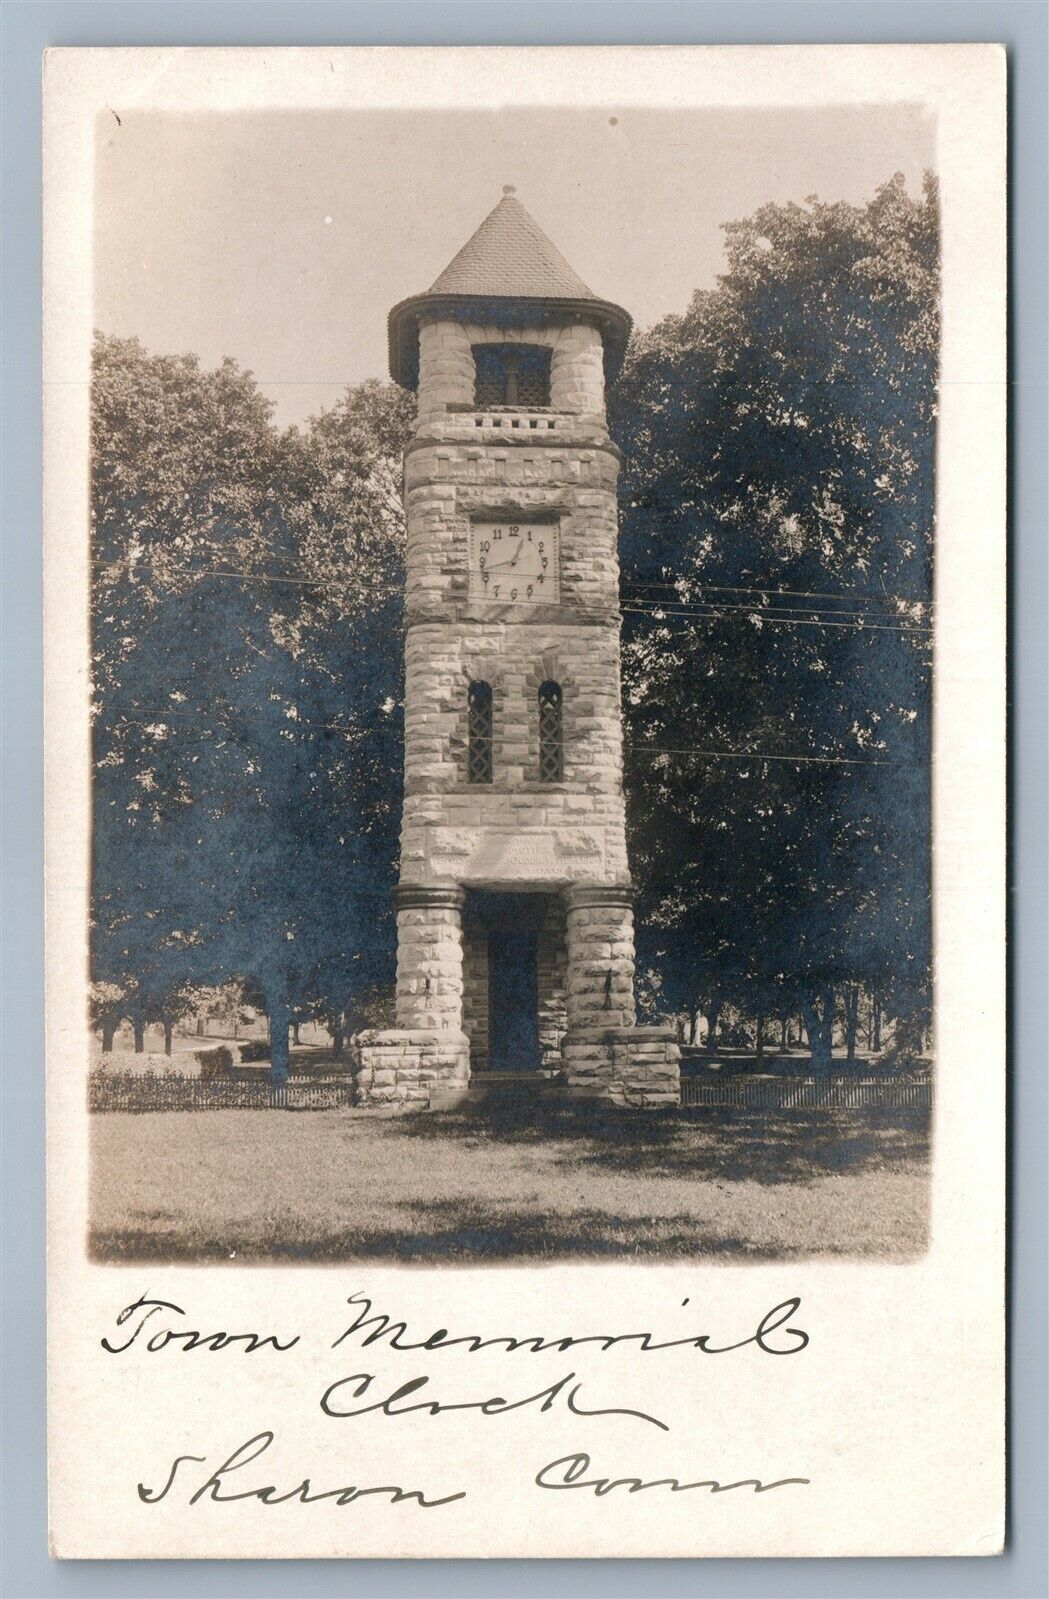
left=473, top=344, right=552, bottom=409
left=354, top=188, right=680, bottom=1107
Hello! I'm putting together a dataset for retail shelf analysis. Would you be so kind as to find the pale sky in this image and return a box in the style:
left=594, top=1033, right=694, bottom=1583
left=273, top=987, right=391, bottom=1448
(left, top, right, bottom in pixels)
left=94, top=104, right=935, bottom=429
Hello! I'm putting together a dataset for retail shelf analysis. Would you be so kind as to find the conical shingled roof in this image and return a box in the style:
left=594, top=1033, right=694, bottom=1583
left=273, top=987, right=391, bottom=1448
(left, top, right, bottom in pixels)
left=388, top=187, right=631, bottom=390
left=427, top=190, right=597, bottom=301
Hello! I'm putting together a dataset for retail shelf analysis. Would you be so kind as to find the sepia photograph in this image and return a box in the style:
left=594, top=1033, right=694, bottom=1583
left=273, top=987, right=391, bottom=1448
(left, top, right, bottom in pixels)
left=84, top=98, right=939, bottom=1266
left=38, top=43, right=1010, bottom=1565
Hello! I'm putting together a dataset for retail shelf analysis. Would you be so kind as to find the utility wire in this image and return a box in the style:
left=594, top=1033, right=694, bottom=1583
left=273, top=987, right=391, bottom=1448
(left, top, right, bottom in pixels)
left=106, top=561, right=933, bottom=615
left=621, top=590, right=931, bottom=622
left=620, top=605, right=933, bottom=637
left=619, top=594, right=933, bottom=626
left=103, top=710, right=915, bottom=769
left=620, top=578, right=932, bottom=608
left=624, top=745, right=913, bottom=767
left=187, top=568, right=932, bottom=635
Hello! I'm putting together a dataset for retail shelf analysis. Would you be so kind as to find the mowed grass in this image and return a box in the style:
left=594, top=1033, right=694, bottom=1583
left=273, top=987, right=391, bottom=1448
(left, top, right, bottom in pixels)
left=89, top=1098, right=931, bottom=1264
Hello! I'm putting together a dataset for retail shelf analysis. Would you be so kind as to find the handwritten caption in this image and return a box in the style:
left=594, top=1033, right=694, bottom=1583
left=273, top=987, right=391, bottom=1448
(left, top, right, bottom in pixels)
left=102, top=1291, right=812, bottom=1510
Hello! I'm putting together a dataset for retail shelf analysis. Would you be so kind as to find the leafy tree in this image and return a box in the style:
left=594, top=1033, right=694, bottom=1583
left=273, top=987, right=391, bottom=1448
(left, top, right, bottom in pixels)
left=613, top=175, right=937, bottom=1064
left=90, top=337, right=412, bottom=1080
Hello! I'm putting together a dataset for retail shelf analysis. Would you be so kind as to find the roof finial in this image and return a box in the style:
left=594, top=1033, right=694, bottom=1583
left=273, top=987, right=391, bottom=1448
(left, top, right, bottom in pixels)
left=502, top=184, right=517, bottom=197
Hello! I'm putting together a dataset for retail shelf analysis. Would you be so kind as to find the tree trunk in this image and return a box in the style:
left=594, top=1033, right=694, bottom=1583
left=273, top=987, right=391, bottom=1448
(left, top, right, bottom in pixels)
left=101, top=1017, right=116, bottom=1053
left=196, top=1015, right=205, bottom=1037
left=268, top=998, right=291, bottom=1084
left=802, top=988, right=835, bottom=1074
left=132, top=1017, right=145, bottom=1054
left=844, top=986, right=859, bottom=1062
left=331, top=1020, right=345, bottom=1059
left=291, top=1021, right=301, bottom=1046
left=688, top=1008, right=700, bottom=1046
left=755, top=1014, right=765, bottom=1061
left=780, top=1016, right=789, bottom=1053
left=163, top=1019, right=173, bottom=1057
left=872, top=995, right=882, bottom=1052
left=704, top=996, right=721, bottom=1052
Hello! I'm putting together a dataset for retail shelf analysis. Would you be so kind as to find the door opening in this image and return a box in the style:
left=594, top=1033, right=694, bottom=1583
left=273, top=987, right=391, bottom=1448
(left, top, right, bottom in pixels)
left=465, top=890, right=547, bottom=1073
left=488, top=924, right=540, bottom=1071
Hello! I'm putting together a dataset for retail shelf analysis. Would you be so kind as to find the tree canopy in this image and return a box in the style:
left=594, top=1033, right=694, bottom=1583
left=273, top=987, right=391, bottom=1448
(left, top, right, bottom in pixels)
left=90, top=337, right=412, bottom=1076
left=610, top=173, right=937, bottom=1061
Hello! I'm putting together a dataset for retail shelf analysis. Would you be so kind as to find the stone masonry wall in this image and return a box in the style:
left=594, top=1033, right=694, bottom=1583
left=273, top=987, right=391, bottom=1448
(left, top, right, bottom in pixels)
left=560, top=1027, right=681, bottom=1108
left=537, top=897, right=568, bottom=1069
left=399, top=619, right=630, bottom=889
left=354, top=1029, right=470, bottom=1108
left=368, top=308, right=679, bottom=1108
left=402, top=435, right=621, bottom=620
left=461, top=924, right=489, bottom=1071
left=394, top=894, right=464, bottom=1031
left=399, top=313, right=628, bottom=895
left=417, top=318, right=605, bottom=424
left=564, top=886, right=637, bottom=1030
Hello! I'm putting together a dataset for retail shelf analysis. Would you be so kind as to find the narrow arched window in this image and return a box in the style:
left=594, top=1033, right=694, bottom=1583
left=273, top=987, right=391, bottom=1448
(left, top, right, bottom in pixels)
left=538, top=681, right=564, bottom=783
left=467, top=681, right=494, bottom=784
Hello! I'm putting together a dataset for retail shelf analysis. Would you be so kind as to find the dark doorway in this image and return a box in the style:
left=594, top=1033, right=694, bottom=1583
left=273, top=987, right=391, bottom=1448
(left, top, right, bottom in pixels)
left=464, top=890, right=547, bottom=1073
left=488, top=924, right=540, bottom=1071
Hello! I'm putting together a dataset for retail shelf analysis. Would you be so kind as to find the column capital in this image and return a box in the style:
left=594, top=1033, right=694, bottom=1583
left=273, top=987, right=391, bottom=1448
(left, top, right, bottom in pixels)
left=394, top=883, right=466, bottom=913
left=564, top=884, right=635, bottom=913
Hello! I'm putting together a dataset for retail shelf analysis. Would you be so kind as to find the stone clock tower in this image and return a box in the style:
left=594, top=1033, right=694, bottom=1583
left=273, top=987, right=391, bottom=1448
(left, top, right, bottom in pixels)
left=354, top=188, right=680, bottom=1109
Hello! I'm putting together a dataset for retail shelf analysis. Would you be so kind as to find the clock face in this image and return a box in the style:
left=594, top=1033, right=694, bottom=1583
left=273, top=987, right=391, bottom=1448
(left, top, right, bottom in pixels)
left=468, top=520, right=560, bottom=603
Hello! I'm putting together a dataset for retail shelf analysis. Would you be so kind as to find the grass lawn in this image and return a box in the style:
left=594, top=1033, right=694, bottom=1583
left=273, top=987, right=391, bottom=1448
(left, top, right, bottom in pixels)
left=89, top=1098, right=931, bottom=1264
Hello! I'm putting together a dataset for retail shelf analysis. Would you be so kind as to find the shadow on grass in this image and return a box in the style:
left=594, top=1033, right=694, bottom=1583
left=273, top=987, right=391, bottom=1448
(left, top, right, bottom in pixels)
left=88, top=1197, right=789, bottom=1265
left=87, top=1098, right=931, bottom=1265
left=391, top=1098, right=932, bottom=1186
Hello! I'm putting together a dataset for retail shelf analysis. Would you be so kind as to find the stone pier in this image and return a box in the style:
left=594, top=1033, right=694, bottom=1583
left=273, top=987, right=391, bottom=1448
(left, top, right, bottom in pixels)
left=353, top=885, right=470, bottom=1106
left=558, top=884, right=680, bottom=1106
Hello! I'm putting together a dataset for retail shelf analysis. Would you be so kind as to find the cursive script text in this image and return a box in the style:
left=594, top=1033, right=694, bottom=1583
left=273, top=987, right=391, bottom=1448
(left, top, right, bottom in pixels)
left=320, top=1369, right=668, bottom=1430
left=138, top=1430, right=464, bottom=1510
left=331, top=1293, right=809, bottom=1359
left=536, top=1451, right=810, bottom=1498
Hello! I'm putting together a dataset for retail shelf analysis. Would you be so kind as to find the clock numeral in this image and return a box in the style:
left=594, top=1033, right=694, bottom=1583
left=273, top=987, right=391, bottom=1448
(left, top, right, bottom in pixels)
left=510, top=587, right=517, bottom=600
left=527, top=584, right=533, bottom=598
left=478, top=556, right=486, bottom=570
left=538, top=541, right=544, bottom=552
left=509, top=524, right=519, bottom=535
left=492, top=527, right=503, bottom=540
left=494, top=585, right=500, bottom=597
left=480, top=539, right=490, bottom=553
left=541, top=556, right=548, bottom=570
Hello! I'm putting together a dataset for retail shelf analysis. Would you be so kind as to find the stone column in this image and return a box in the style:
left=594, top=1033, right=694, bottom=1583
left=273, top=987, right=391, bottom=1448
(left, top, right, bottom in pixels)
left=394, top=885, right=466, bottom=1032
left=564, top=885, right=637, bottom=1031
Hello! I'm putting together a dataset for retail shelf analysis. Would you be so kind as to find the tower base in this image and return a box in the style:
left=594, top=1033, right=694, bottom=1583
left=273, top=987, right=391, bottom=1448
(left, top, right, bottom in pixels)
left=559, top=1026, right=681, bottom=1108
left=352, top=1029, right=470, bottom=1109
left=351, top=1024, right=680, bottom=1110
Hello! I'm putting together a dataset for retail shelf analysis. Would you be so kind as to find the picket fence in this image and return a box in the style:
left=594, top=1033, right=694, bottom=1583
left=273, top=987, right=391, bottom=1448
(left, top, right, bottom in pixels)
left=90, top=1069, right=931, bottom=1115
left=679, top=1074, right=932, bottom=1111
left=89, top=1071, right=354, bottom=1113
